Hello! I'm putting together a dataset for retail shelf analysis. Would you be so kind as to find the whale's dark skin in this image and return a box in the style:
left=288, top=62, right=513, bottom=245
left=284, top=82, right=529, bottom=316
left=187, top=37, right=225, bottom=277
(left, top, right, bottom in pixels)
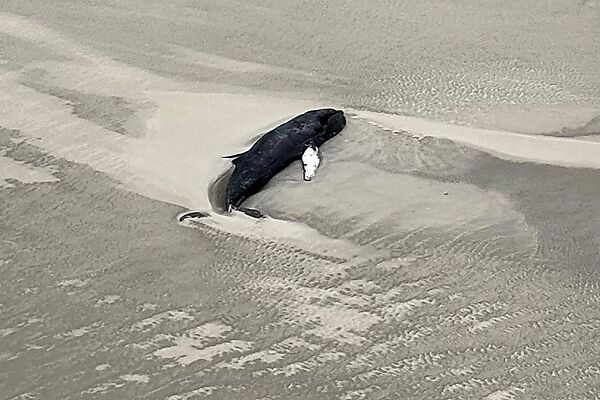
left=224, top=108, right=346, bottom=217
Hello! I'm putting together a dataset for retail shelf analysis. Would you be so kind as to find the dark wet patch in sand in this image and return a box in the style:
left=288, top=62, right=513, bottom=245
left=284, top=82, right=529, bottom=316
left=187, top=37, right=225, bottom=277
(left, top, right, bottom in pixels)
left=23, top=79, right=145, bottom=137
left=0, top=126, right=61, bottom=174
left=0, top=126, right=60, bottom=187
left=0, top=32, right=66, bottom=69
left=543, top=114, right=600, bottom=138
left=463, top=157, right=600, bottom=275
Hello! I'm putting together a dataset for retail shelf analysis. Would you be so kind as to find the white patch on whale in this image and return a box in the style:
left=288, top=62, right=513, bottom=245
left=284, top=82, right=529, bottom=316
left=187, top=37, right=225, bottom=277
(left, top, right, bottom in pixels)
left=301, top=145, right=320, bottom=181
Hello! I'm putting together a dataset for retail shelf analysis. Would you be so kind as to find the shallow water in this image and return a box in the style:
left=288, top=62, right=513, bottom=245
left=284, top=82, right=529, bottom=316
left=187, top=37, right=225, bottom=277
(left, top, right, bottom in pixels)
left=1, top=2, right=600, bottom=400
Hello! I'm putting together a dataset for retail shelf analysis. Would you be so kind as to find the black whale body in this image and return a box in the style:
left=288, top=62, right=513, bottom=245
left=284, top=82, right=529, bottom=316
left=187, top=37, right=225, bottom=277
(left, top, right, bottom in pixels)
left=224, top=108, right=346, bottom=217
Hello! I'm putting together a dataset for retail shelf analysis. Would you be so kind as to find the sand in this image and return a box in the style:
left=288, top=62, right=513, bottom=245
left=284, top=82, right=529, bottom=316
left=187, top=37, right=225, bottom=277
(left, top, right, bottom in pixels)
left=1, top=2, right=600, bottom=399
left=354, top=110, right=600, bottom=169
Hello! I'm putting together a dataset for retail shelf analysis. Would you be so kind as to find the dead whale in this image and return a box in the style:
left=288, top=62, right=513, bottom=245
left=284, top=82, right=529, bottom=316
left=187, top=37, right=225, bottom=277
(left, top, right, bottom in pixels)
left=224, top=108, right=345, bottom=217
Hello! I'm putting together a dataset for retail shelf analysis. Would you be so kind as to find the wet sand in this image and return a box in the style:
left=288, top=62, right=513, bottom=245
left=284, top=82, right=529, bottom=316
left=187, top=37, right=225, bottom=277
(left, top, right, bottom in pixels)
left=1, top=2, right=600, bottom=400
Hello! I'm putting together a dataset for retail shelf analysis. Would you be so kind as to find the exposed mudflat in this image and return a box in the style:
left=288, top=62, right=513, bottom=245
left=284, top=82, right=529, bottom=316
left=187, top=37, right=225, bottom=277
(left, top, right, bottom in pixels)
left=1, top=2, right=600, bottom=400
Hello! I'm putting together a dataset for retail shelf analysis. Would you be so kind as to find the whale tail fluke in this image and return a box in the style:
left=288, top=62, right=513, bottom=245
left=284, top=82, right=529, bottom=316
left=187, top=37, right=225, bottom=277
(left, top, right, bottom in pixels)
left=178, top=211, right=210, bottom=222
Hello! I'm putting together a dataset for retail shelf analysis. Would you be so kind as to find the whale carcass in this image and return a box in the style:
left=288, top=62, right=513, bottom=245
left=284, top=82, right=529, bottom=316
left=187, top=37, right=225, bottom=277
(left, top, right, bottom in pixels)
left=224, top=108, right=346, bottom=217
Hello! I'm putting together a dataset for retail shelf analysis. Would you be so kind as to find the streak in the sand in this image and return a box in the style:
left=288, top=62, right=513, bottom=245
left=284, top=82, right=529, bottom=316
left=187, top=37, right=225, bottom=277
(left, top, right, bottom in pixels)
left=354, top=110, right=600, bottom=170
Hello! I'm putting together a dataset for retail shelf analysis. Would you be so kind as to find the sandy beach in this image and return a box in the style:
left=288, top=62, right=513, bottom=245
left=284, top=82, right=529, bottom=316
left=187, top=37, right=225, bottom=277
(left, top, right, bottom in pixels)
left=1, top=1, right=600, bottom=399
